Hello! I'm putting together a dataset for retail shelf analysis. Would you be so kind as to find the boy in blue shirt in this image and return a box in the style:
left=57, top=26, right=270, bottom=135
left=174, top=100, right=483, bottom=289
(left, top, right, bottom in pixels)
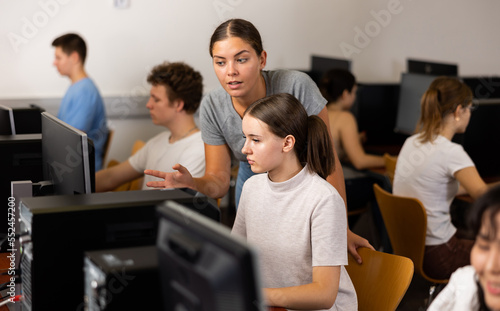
left=52, top=33, right=108, bottom=171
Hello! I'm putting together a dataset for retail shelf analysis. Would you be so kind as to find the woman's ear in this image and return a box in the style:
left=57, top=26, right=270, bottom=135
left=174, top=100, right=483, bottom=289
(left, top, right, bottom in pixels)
left=282, top=135, right=295, bottom=153
left=259, top=50, right=267, bottom=70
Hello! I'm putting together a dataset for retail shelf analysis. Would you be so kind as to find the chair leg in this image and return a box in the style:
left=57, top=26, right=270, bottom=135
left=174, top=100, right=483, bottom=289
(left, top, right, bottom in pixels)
left=424, top=283, right=446, bottom=308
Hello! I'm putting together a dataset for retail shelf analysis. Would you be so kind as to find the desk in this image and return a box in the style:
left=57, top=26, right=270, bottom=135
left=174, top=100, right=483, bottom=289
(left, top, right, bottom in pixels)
left=455, top=176, right=500, bottom=204
left=0, top=249, right=285, bottom=311
left=364, top=144, right=402, bottom=157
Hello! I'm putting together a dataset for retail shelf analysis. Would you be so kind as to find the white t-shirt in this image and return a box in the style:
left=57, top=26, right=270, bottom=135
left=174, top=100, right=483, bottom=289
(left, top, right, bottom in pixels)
left=393, top=134, right=474, bottom=245
left=427, top=266, right=479, bottom=311
left=232, top=165, right=357, bottom=311
left=128, top=131, right=205, bottom=190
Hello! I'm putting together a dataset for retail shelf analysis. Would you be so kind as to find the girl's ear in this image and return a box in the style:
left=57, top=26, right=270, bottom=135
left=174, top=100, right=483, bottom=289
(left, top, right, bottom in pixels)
left=282, top=135, right=295, bottom=153
left=453, top=104, right=463, bottom=121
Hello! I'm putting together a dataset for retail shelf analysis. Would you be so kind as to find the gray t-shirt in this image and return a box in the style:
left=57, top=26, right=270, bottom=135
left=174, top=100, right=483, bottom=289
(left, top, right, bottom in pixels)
left=232, top=166, right=357, bottom=311
left=199, top=70, right=327, bottom=161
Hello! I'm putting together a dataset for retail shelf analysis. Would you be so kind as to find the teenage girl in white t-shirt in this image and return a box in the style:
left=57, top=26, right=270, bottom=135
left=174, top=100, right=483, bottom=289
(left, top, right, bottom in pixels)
left=394, top=76, right=499, bottom=279
left=232, top=93, right=357, bottom=310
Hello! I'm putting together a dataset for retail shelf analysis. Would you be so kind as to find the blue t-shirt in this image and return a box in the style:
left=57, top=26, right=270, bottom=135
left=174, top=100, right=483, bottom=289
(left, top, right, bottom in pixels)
left=58, top=77, right=107, bottom=170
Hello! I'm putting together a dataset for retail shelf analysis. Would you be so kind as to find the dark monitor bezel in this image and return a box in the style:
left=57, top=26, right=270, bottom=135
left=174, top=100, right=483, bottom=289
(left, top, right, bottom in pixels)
left=156, top=200, right=265, bottom=311
left=0, top=104, right=16, bottom=135
left=41, top=112, right=95, bottom=195
left=311, top=55, right=351, bottom=72
left=307, top=55, right=352, bottom=85
left=407, top=58, right=458, bottom=76
left=12, top=104, right=44, bottom=134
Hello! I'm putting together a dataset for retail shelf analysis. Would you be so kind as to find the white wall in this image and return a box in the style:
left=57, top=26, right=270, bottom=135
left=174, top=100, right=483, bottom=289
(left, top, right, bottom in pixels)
left=2, top=0, right=499, bottom=161
left=3, top=0, right=500, bottom=96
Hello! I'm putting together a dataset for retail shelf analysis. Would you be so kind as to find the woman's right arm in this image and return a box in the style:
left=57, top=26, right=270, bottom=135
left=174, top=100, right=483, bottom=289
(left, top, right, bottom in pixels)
left=339, top=112, right=385, bottom=170
left=192, top=143, right=232, bottom=199
left=145, top=143, right=232, bottom=199
left=455, top=166, right=500, bottom=200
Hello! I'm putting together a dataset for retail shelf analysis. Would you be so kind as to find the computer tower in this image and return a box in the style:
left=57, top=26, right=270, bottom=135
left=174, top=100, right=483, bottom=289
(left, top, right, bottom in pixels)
left=19, top=189, right=219, bottom=311
left=0, top=134, right=42, bottom=236
left=84, top=246, right=160, bottom=310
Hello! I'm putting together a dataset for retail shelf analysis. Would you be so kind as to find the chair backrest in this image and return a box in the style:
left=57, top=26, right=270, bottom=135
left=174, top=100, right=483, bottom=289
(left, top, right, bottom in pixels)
left=102, top=128, right=114, bottom=166
left=383, top=154, right=397, bottom=186
left=106, top=140, right=146, bottom=192
left=346, top=247, right=413, bottom=311
left=128, top=140, right=146, bottom=191
left=372, top=184, right=448, bottom=284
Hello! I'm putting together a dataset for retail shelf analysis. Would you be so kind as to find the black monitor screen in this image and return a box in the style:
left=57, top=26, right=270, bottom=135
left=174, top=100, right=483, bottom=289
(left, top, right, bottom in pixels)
left=453, top=100, right=500, bottom=178
left=0, top=105, right=15, bottom=135
left=394, top=73, right=439, bottom=135
left=13, top=104, right=44, bottom=134
left=462, top=77, right=500, bottom=99
left=354, top=83, right=407, bottom=147
left=156, top=200, right=265, bottom=311
left=407, top=58, right=458, bottom=76
left=41, top=112, right=95, bottom=195
left=307, top=55, right=352, bottom=85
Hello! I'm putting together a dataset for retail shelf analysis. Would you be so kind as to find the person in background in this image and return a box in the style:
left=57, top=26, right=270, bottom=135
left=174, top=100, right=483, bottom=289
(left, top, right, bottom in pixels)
left=144, top=18, right=373, bottom=263
left=95, top=62, right=205, bottom=191
left=319, top=68, right=385, bottom=170
left=320, top=68, right=390, bottom=251
left=52, top=33, right=108, bottom=170
left=428, top=184, right=500, bottom=311
left=393, top=76, right=500, bottom=279
left=232, top=93, right=357, bottom=310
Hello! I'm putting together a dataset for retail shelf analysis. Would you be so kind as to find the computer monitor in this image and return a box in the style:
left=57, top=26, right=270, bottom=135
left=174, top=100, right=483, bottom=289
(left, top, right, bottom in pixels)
left=41, top=112, right=95, bottom=194
left=0, top=104, right=16, bottom=135
left=453, top=99, right=500, bottom=179
left=462, top=76, right=500, bottom=99
left=394, top=73, right=439, bottom=135
left=0, top=134, right=42, bottom=235
left=354, top=83, right=407, bottom=147
left=407, top=58, right=458, bottom=76
left=307, top=55, right=352, bottom=85
left=12, top=104, right=44, bottom=134
left=156, top=200, right=265, bottom=311
left=19, top=189, right=220, bottom=310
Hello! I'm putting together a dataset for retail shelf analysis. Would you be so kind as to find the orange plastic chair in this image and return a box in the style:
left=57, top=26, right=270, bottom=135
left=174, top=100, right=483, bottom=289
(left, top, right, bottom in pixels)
left=346, top=247, right=414, bottom=311
left=373, top=183, right=448, bottom=306
left=383, top=153, right=398, bottom=186
left=102, top=128, right=114, bottom=166
left=106, top=140, right=145, bottom=191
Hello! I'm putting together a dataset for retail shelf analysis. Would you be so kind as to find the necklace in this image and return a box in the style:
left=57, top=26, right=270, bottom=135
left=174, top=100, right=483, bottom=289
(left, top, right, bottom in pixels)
left=170, top=126, right=198, bottom=143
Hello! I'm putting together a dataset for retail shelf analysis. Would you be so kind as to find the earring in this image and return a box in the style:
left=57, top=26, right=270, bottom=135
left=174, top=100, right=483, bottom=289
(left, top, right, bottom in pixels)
left=455, top=117, right=460, bottom=122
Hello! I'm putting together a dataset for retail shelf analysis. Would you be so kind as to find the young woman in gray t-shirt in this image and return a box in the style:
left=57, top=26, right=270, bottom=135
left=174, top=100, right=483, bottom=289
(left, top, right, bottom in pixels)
left=144, top=18, right=373, bottom=264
